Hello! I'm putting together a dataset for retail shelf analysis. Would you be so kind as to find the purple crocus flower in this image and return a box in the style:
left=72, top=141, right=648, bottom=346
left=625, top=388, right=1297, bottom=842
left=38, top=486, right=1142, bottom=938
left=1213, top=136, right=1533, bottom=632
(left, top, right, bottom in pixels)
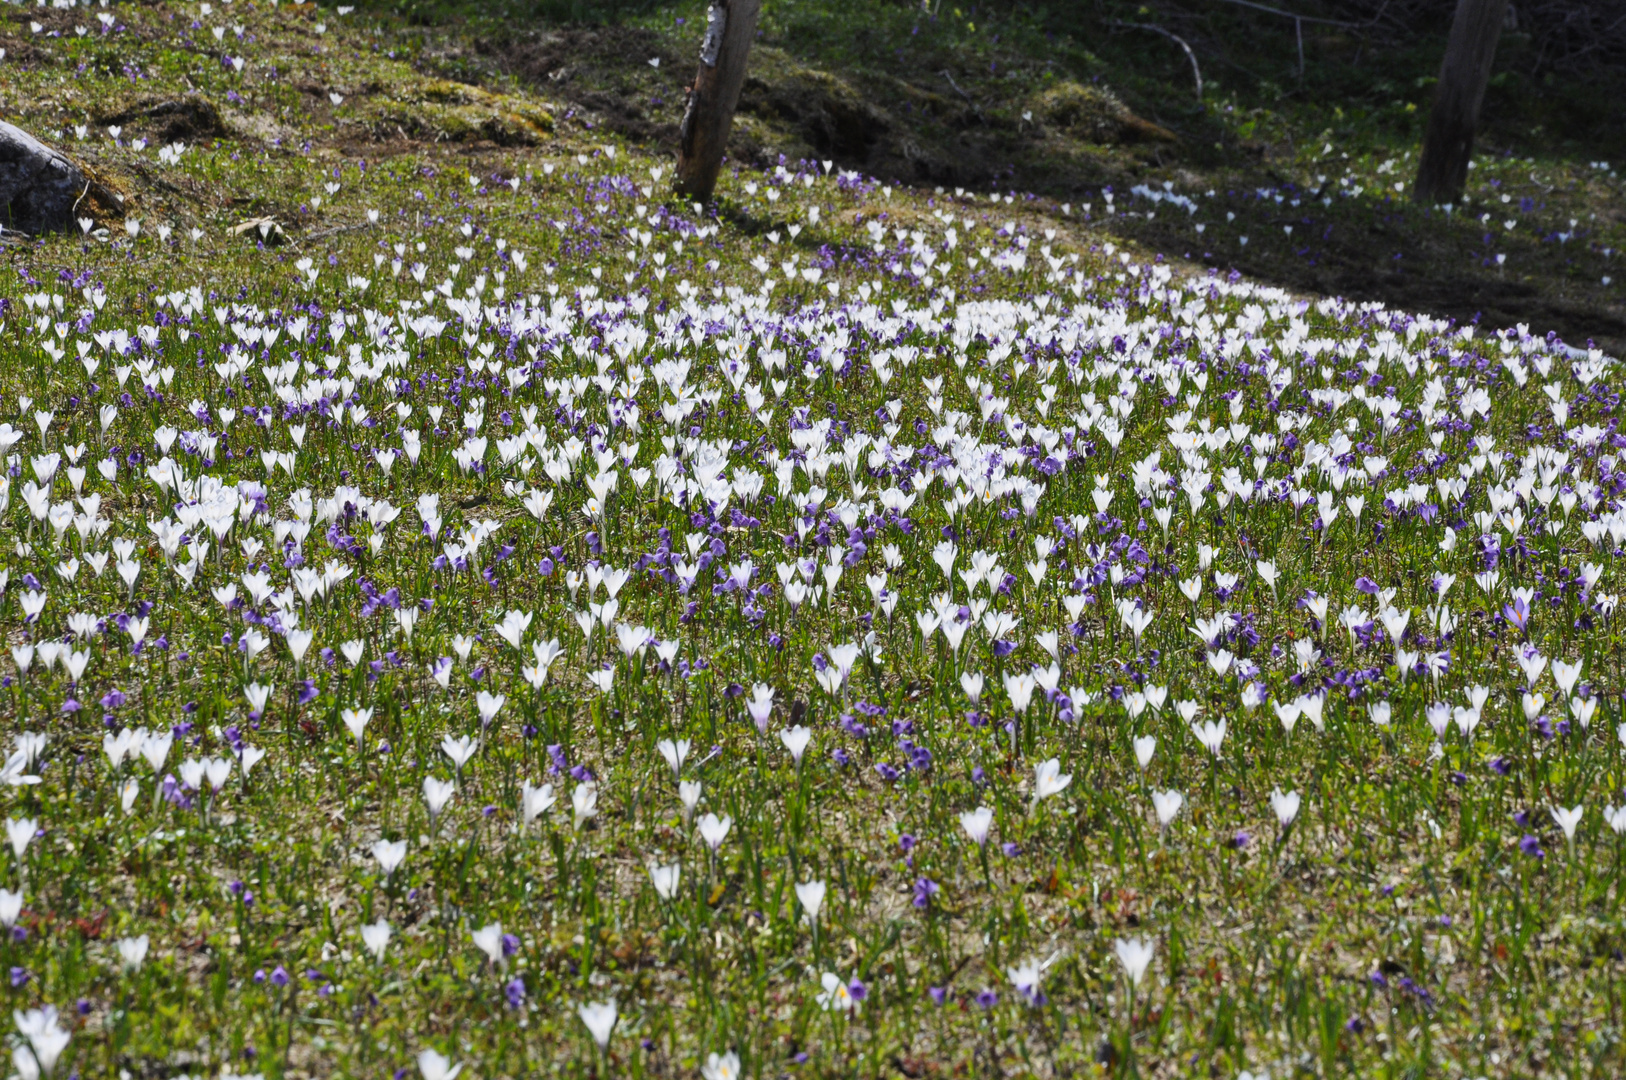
left=1503, top=596, right=1531, bottom=633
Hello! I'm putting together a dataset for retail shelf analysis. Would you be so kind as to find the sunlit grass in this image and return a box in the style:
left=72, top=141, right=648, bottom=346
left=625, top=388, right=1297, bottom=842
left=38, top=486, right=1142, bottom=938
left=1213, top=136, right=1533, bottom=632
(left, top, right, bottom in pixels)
left=0, top=2, right=1624, bottom=1078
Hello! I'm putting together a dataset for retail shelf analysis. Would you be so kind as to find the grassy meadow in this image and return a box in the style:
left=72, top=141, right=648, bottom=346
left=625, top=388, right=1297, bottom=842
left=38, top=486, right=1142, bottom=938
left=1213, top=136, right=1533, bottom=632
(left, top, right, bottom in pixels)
left=0, top=1, right=1624, bottom=1077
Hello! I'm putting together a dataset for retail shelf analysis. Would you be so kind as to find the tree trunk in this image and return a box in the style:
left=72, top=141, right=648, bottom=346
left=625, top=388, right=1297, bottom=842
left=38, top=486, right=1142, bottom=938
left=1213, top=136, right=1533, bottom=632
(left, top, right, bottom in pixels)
left=1412, top=0, right=1508, bottom=205
left=0, top=120, right=97, bottom=235
left=675, top=0, right=761, bottom=204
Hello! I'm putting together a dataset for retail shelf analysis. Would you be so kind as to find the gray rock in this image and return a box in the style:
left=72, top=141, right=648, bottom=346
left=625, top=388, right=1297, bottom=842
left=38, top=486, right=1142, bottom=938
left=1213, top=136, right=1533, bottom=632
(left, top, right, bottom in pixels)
left=0, top=120, right=90, bottom=235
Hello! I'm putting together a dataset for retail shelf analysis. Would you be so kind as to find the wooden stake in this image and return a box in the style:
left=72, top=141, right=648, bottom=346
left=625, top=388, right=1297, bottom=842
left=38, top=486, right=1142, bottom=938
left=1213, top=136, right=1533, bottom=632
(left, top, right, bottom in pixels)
left=1413, top=0, right=1509, bottom=205
left=675, top=0, right=762, bottom=204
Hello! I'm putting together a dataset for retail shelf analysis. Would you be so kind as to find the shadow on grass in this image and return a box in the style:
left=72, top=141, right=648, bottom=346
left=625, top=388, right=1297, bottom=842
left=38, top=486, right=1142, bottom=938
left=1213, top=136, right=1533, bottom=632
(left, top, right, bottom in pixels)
left=365, top=0, right=1626, bottom=347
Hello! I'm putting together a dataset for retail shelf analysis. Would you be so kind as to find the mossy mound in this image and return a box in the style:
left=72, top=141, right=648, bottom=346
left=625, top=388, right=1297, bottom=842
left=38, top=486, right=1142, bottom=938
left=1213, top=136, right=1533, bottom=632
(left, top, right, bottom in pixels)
left=370, top=80, right=554, bottom=146
left=1032, top=81, right=1176, bottom=145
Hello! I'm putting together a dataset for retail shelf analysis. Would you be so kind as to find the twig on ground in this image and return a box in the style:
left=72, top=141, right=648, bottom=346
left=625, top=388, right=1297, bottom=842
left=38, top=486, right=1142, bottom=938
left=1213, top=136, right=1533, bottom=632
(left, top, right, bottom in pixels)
left=1106, top=22, right=1204, bottom=101
left=938, top=70, right=983, bottom=120
left=1205, top=0, right=1362, bottom=28
left=304, top=222, right=375, bottom=241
